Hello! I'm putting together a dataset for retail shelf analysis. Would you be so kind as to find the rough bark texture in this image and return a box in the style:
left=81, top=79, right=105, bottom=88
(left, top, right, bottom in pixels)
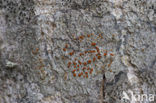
left=0, top=0, right=156, bottom=103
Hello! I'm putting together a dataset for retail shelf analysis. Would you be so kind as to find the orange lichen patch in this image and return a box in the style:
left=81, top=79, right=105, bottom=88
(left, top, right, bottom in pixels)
left=67, top=62, right=71, bottom=68
left=83, top=62, right=87, bottom=66
left=79, top=53, right=84, bottom=56
left=63, top=48, right=66, bottom=51
left=77, top=64, right=79, bottom=67
left=91, top=42, right=96, bottom=46
left=78, top=60, right=82, bottom=65
left=73, top=73, right=76, bottom=77
left=110, top=53, right=114, bottom=56
left=87, top=60, right=91, bottom=64
left=93, top=57, right=96, bottom=62
left=97, top=55, right=102, bottom=59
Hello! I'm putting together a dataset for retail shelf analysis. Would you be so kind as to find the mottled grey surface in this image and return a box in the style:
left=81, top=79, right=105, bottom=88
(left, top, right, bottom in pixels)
left=0, top=0, right=156, bottom=103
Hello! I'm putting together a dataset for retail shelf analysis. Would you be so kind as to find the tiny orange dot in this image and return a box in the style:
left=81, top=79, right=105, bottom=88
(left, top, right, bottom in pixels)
left=83, top=62, right=87, bottom=66
left=95, top=46, right=100, bottom=52
left=97, top=55, right=101, bottom=59
left=110, top=53, right=114, bottom=56
left=87, top=34, right=90, bottom=37
left=73, top=62, right=77, bottom=65
left=87, top=67, right=90, bottom=70
left=93, top=57, right=96, bottom=62
left=83, top=67, right=86, bottom=70
left=87, top=60, right=91, bottom=64
left=78, top=60, right=82, bottom=65
left=79, top=36, right=84, bottom=40
left=36, top=48, right=39, bottom=52
left=79, top=53, right=84, bottom=56
left=63, top=48, right=66, bottom=51
left=72, top=69, right=76, bottom=73
left=85, top=51, right=88, bottom=54
left=91, top=42, right=96, bottom=46
left=104, top=53, right=107, bottom=56
left=68, top=62, right=71, bottom=68
left=78, top=73, right=81, bottom=77
left=65, top=44, right=68, bottom=48
left=108, top=63, right=111, bottom=67
left=69, top=51, right=74, bottom=56
left=73, top=73, right=76, bottom=77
